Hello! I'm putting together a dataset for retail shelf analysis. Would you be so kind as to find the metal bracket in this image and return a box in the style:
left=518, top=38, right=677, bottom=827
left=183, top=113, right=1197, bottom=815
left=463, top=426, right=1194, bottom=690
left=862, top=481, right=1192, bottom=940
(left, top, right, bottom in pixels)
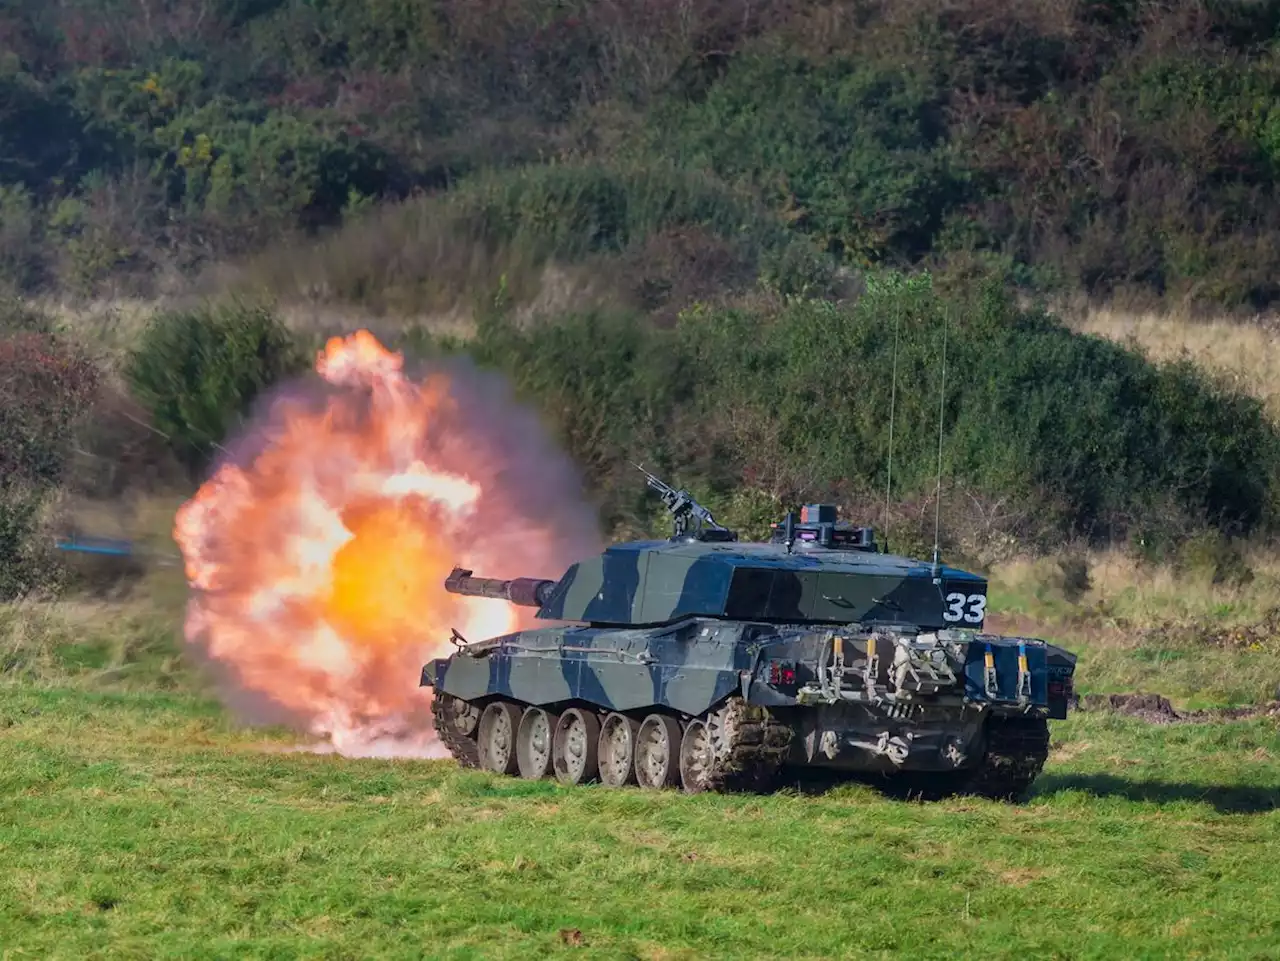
left=1015, top=641, right=1032, bottom=702
left=983, top=642, right=999, bottom=698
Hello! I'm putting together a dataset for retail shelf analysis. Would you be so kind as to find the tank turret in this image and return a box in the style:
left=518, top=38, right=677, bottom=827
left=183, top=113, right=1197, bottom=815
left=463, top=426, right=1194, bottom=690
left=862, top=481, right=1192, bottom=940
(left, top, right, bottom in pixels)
left=444, top=567, right=557, bottom=608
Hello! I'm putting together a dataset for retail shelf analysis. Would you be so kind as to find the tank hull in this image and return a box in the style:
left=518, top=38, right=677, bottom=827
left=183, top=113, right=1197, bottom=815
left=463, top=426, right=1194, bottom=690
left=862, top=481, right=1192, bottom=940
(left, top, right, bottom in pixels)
left=422, top=617, right=1075, bottom=798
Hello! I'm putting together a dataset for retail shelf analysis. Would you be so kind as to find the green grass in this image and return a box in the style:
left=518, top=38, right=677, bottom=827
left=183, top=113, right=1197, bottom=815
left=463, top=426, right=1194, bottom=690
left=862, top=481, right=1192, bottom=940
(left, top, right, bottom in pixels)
left=3, top=552, right=1280, bottom=958
left=2, top=681, right=1279, bottom=959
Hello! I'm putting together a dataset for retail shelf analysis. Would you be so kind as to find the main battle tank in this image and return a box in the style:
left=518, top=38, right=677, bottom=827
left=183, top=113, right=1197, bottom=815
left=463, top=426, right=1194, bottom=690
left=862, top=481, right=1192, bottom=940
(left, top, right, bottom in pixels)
left=421, top=470, right=1077, bottom=799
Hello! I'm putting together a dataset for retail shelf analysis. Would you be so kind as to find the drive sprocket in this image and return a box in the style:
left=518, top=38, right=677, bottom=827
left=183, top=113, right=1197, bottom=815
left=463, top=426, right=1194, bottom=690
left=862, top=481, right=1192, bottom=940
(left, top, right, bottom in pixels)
left=431, top=692, right=481, bottom=769
left=691, top=697, right=793, bottom=793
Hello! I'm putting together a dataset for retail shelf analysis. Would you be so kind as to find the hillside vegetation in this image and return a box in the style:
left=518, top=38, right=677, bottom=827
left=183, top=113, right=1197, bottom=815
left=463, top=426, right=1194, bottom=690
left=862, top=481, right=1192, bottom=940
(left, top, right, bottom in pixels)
left=0, top=3, right=1279, bottom=615
left=6, top=0, right=1280, bottom=312
left=7, top=277, right=1280, bottom=603
left=2, top=1, right=1280, bottom=592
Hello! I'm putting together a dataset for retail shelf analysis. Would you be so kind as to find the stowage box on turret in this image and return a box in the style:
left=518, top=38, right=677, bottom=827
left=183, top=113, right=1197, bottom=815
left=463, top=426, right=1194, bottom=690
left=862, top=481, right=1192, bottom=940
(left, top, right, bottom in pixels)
left=421, top=470, right=1077, bottom=799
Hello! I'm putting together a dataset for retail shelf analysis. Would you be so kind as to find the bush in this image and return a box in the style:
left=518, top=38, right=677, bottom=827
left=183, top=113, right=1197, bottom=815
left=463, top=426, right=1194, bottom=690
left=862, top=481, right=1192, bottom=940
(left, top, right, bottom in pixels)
left=0, top=484, right=62, bottom=599
left=1175, top=530, right=1254, bottom=588
left=644, top=52, right=967, bottom=267
left=0, top=318, right=102, bottom=598
left=125, top=301, right=305, bottom=471
left=236, top=161, right=832, bottom=318
left=457, top=271, right=1280, bottom=545
left=0, top=329, right=101, bottom=487
left=446, top=162, right=792, bottom=262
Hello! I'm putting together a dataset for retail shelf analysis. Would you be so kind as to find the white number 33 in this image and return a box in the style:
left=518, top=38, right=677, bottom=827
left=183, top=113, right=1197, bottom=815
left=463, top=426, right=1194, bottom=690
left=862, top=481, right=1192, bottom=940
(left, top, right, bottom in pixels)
left=943, top=592, right=986, bottom=624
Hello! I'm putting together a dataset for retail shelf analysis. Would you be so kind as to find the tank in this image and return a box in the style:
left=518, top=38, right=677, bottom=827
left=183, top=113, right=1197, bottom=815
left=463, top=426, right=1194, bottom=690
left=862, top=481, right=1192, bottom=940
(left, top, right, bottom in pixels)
left=421, top=468, right=1077, bottom=799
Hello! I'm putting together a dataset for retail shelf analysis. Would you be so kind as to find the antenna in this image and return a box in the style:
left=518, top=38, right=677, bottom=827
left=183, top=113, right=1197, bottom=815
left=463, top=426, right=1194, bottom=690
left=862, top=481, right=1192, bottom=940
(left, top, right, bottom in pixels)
left=882, top=302, right=901, bottom=552
left=931, top=304, right=949, bottom=574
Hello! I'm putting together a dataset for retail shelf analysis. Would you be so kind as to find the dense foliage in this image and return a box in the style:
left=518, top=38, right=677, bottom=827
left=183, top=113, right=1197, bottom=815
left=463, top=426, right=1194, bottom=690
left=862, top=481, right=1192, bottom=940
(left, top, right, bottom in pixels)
left=8, top=0, right=1280, bottom=583
left=7, top=0, right=1280, bottom=308
left=459, top=274, right=1280, bottom=555
left=125, top=301, right=305, bottom=471
left=0, top=301, right=100, bottom=597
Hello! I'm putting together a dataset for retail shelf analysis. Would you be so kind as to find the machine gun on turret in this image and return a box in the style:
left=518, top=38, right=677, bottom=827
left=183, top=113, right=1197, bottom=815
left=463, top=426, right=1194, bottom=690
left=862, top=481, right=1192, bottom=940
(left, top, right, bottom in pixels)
left=632, top=464, right=738, bottom=542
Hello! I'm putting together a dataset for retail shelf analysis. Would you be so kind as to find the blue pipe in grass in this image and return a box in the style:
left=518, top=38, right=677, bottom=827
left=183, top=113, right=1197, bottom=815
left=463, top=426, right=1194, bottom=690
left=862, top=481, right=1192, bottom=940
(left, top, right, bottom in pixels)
left=55, top=537, right=138, bottom=557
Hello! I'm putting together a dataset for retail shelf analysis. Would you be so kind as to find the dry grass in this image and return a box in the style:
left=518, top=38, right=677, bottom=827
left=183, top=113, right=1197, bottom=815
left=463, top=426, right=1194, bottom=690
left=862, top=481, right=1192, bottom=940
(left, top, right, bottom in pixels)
left=35, top=258, right=616, bottom=361
left=1069, top=306, right=1280, bottom=422
left=991, top=546, right=1280, bottom=627
left=201, top=195, right=628, bottom=336
left=34, top=296, right=165, bottom=367
left=986, top=545, right=1280, bottom=706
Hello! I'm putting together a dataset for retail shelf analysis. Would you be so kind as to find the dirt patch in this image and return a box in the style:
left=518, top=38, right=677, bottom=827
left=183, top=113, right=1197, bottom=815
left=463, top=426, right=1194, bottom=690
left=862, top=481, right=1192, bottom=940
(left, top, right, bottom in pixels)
left=1075, top=692, right=1280, bottom=724
left=559, top=928, right=585, bottom=947
left=998, top=867, right=1053, bottom=887
left=1183, top=702, right=1280, bottom=722
left=1076, top=693, right=1181, bottom=723
left=1132, top=608, right=1280, bottom=652
left=1049, top=740, right=1092, bottom=762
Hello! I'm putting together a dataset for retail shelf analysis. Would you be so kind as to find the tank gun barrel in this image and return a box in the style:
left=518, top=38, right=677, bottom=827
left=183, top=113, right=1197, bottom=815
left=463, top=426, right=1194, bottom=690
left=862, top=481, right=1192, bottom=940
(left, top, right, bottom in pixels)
left=444, top=567, right=556, bottom=608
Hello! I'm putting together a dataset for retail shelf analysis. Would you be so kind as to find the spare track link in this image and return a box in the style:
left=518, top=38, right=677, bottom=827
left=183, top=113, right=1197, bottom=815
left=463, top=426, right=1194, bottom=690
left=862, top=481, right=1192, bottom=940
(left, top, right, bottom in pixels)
left=706, top=697, right=794, bottom=793
left=431, top=693, right=481, bottom=769
left=962, top=715, right=1050, bottom=800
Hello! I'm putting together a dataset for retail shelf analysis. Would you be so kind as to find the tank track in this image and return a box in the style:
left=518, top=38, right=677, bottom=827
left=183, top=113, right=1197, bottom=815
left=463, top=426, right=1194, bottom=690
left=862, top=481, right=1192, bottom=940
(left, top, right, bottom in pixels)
left=703, top=697, right=794, bottom=792
left=960, top=715, right=1050, bottom=800
left=431, top=693, right=481, bottom=769
left=883, top=716, right=1050, bottom=802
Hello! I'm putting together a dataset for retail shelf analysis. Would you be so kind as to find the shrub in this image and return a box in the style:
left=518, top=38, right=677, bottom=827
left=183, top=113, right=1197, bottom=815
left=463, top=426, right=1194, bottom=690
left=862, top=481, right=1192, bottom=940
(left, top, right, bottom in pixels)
left=0, top=184, right=42, bottom=291
left=446, top=162, right=791, bottom=262
left=0, top=321, right=102, bottom=598
left=643, top=51, right=969, bottom=266
left=236, top=162, right=830, bottom=317
left=0, top=329, right=101, bottom=487
left=125, top=301, right=305, bottom=471
left=457, top=271, right=1280, bottom=545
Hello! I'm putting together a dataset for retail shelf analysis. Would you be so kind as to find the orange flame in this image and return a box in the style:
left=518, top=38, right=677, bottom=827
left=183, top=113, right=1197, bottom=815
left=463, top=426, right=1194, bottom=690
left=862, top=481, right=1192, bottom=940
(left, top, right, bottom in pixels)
left=173, top=330, right=599, bottom=757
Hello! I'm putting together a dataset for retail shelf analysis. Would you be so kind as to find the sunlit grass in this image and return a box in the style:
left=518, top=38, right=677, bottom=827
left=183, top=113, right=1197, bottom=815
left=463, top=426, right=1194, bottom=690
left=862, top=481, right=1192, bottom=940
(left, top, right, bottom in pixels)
left=4, top=502, right=1280, bottom=956
left=987, top=548, right=1280, bottom=707
left=1070, top=306, right=1280, bottom=423
left=1, top=685, right=1277, bottom=960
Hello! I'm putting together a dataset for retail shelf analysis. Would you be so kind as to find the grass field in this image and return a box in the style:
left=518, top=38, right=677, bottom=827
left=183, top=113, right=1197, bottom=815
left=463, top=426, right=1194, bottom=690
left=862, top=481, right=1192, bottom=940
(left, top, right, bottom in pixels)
left=2, top=684, right=1278, bottom=960
left=3, top=552, right=1280, bottom=960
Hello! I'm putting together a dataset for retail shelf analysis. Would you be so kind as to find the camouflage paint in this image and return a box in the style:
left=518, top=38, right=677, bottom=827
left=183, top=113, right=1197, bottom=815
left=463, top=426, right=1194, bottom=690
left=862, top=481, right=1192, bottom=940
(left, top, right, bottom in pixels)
left=422, top=617, right=1077, bottom=726
left=534, top=540, right=987, bottom=630
left=422, top=491, right=1077, bottom=778
left=423, top=619, right=750, bottom=716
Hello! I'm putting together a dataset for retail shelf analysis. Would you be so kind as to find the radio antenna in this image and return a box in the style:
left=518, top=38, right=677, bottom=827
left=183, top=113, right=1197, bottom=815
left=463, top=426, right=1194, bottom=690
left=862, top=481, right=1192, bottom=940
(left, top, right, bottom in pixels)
left=882, top=302, right=901, bottom=552
left=931, top=303, right=949, bottom=574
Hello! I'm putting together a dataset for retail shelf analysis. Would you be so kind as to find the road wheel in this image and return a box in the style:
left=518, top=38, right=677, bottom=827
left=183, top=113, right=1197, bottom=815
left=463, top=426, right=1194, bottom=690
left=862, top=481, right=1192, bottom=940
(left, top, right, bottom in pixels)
left=477, top=701, right=521, bottom=776
left=516, top=707, right=558, bottom=779
left=635, top=714, right=682, bottom=790
left=553, top=708, right=601, bottom=785
left=678, top=719, right=715, bottom=794
left=598, top=712, right=641, bottom=788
